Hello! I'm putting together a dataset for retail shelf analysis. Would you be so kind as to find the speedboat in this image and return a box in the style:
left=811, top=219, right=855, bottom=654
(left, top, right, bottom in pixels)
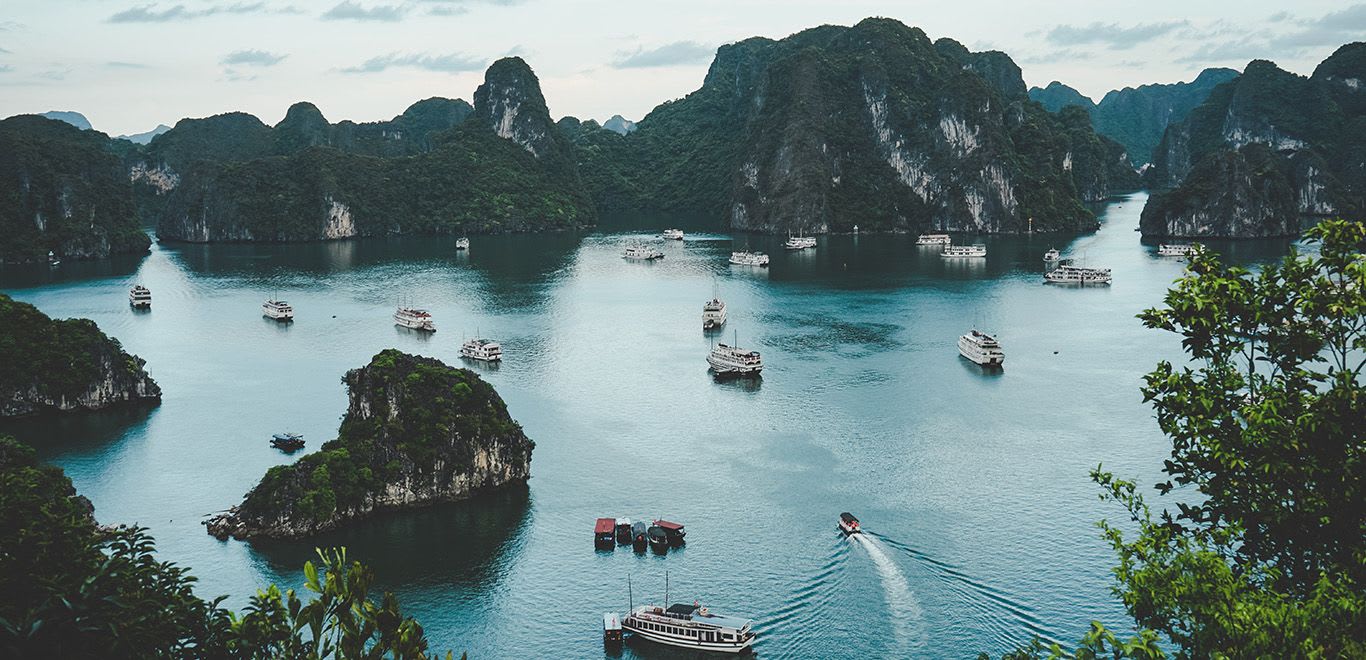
left=595, top=518, right=616, bottom=550
left=662, top=228, right=684, bottom=240
left=838, top=512, right=861, bottom=534
left=128, top=285, right=152, bottom=308
left=958, top=329, right=1005, bottom=366
left=460, top=337, right=502, bottom=362
left=621, top=603, right=756, bottom=654
left=262, top=298, right=294, bottom=321
left=394, top=306, right=436, bottom=332
left=728, top=251, right=769, bottom=267
left=624, top=244, right=665, bottom=260
left=702, top=298, right=727, bottom=331
left=942, top=244, right=987, bottom=258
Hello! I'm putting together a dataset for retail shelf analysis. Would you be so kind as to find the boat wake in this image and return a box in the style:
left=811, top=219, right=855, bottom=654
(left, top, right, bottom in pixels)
left=876, top=534, right=1063, bottom=650
left=760, top=537, right=849, bottom=657
left=850, top=532, right=922, bottom=653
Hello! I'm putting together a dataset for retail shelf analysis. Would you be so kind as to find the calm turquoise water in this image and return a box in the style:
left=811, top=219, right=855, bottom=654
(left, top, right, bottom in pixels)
left=0, top=193, right=1299, bottom=658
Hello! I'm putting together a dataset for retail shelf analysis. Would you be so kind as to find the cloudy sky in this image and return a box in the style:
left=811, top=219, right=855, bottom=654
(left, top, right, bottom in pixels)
left=0, top=0, right=1361, bottom=136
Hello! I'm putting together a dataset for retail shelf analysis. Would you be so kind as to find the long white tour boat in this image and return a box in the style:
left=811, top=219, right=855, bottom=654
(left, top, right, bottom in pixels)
left=1045, top=264, right=1112, bottom=285
left=942, top=244, right=987, bottom=259
left=958, top=329, right=1005, bottom=366
left=784, top=233, right=817, bottom=250
left=916, top=234, right=951, bottom=246
left=262, top=298, right=294, bottom=321
left=662, top=228, right=684, bottom=241
left=1157, top=243, right=1194, bottom=257
left=128, top=285, right=152, bottom=308
left=394, top=306, right=436, bottom=332
left=624, top=244, right=665, bottom=261
left=708, top=338, right=763, bottom=377
left=621, top=603, right=756, bottom=654
left=729, top=250, right=769, bottom=267
left=702, top=298, right=727, bottom=330
left=460, top=337, right=502, bottom=362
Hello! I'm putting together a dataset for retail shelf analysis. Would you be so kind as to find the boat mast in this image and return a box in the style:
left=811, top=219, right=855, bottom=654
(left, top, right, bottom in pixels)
left=628, top=574, right=634, bottom=612
left=665, top=570, right=669, bottom=606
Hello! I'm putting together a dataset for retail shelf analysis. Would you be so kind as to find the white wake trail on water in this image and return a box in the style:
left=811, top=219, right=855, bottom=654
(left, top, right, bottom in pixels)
left=852, top=533, right=922, bottom=652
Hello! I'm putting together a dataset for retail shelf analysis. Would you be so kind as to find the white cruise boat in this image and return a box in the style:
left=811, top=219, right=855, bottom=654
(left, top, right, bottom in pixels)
left=394, top=307, right=436, bottom=332
left=702, top=298, right=727, bottom=330
left=621, top=603, right=756, bottom=654
left=784, top=233, right=817, bottom=250
left=958, top=329, right=1005, bottom=366
left=262, top=298, right=294, bottom=321
left=1157, top=243, right=1194, bottom=257
left=128, top=285, right=152, bottom=308
left=1044, top=248, right=1061, bottom=263
left=916, top=234, right=951, bottom=246
left=623, top=244, right=665, bottom=261
left=455, top=237, right=470, bottom=250
left=708, top=340, right=762, bottom=377
left=729, top=251, right=769, bottom=267
left=662, top=228, right=684, bottom=241
left=460, top=337, right=502, bottom=362
left=942, top=244, right=987, bottom=258
left=1045, top=264, right=1112, bottom=285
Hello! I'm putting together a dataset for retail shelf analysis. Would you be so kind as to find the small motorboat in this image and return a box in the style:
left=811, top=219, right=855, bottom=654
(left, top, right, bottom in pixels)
left=647, top=524, right=670, bottom=553
left=615, top=518, right=633, bottom=544
left=631, top=521, right=648, bottom=552
left=270, top=432, right=305, bottom=452
left=603, top=611, right=623, bottom=645
left=838, top=512, right=861, bottom=535
left=654, top=519, right=686, bottom=546
left=595, top=517, right=616, bottom=550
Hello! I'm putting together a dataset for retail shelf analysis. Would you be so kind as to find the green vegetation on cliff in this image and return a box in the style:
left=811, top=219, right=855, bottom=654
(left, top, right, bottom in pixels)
left=0, top=436, right=451, bottom=658
left=0, top=294, right=161, bottom=417
left=0, top=116, right=150, bottom=263
left=211, top=350, right=532, bottom=539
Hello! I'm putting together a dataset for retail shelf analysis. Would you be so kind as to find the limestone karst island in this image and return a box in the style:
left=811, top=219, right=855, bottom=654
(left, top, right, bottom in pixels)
left=0, top=4, right=1361, bottom=658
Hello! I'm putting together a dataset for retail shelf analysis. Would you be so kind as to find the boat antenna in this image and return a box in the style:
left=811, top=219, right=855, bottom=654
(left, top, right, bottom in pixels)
left=628, top=574, right=633, bottom=612
left=665, top=571, right=670, bottom=606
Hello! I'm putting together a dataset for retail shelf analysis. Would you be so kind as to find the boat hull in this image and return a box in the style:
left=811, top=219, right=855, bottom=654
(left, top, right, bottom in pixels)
left=623, top=624, right=754, bottom=654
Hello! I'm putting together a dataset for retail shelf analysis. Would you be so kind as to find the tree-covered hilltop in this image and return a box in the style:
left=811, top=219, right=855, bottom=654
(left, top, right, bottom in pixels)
left=154, top=58, right=592, bottom=243
left=207, top=349, right=534, bottom=540
left=1030, top=69, right=1239, bottom=167
left=0, top=294, right=161, bottom=417
left=1144, top=44, right=1366, bottom=237
left=575, top=18, right=1137, bottom=234
left=0, top=116, right=150, bottom=263
left=0, top=435, right=454, bottom=658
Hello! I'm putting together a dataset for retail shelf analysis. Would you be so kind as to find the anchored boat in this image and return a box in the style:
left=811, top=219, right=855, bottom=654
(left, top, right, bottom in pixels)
left=1045, top=264, right=1112, bottom=285
left=460, top=337, right=502, bottom=362
left=270, top=432, right=305, bottom=452
left=623, top=244, right=665, bottom=261
left=1044, top=248, right=1061, bottom=263
left=728, top=250, right=769, bottom=267
left=662, top=228, right=684, bottom=240
left=1157, top=243, right=1194, bottom=257
left=594, top=518, right=616, bottom=550
left=394, top=306, right=436, bottom=332
left=942, top=244, right=987, bottom=258
left=958, top=329, right=1005, bottom=366
left=129, top=285, right=152, bottom=308
left=708, top=337, right=762, bottom=378
left=622, top=603, right=756, bottom=654
left=631, top=521, right=648, bottom=552
left=654, top=519, right=686, bottom=546
left=615, top=518, right=633, bottom=544
left=455, top=237, right=470, bottom=250
left=784, top=232, right=816, bottom=250
left=703, top=298, right=727, bottom=331
left=916, top=233, right=951, bottom=246
left=262, top=298, right=294, bottom=321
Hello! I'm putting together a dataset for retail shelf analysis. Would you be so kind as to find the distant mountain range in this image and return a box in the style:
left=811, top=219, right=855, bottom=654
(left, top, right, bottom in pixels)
left=116, top=124, right=171, bottom=145
left=38, top=111, right=92, bottom=131
left=1029, top=68, right=1239, bottom=166
left=2, top=18, right=1362, bottom=259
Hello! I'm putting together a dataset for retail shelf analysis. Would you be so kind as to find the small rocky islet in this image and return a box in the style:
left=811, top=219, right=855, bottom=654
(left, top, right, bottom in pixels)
left=205, top=349, right=534, bottom=541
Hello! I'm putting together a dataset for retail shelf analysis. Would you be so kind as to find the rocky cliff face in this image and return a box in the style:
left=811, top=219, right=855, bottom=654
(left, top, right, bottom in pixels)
left=474, top=57, right=565, bottom=160
left=206, top=350, right=533, bottom=540
left=1144, top=45, right=1365, bottom=236
left=1140, top=145, right=1300, bottom=237
left=0, top=116, right=150, bottom=264
left=0, top=294, right=161, bottom=417
left=605, top=18, right=1125, bottom=235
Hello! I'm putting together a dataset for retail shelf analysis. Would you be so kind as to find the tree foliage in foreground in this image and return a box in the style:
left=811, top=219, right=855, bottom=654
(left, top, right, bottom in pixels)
left=988, top=219, right=1365, bottom=659
left=0, top=436, right=455, bottom=659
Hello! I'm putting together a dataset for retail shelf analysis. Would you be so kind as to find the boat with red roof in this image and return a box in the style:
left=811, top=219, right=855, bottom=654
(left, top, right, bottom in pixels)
left=654, top=519, right=686, bottom=546
left=594, top=518, right=616, bottom=549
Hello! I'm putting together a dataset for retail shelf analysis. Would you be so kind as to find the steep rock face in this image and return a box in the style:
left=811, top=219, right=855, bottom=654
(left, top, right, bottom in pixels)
left=1139, top=145, right=1299, bottom=237
left=0, top=294, right=161, bottom=417
left=0, top=116, right=150, bottom=263
left=206, top=350, right=533, bottom=540
left=605, top=18, right=1121, bottom=234
left=1054, top=106, right=1143, bottom=202
left=602, top=115, right=637, bottom=135
left=1029, top=82, right=1095, bottom=113
left=1090, top=68, right=1239, bottom=166
left=473, top=57, right=571, bottom=164
left=1145, top=46, right=1365, bottom=236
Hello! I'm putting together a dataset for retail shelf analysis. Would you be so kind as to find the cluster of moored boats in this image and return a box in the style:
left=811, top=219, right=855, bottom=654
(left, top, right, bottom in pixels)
left=595, top=517, right=686, bottom=553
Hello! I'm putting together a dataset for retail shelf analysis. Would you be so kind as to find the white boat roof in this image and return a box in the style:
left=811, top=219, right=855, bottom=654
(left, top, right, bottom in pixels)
left=632, top=605, right=752, bottom=631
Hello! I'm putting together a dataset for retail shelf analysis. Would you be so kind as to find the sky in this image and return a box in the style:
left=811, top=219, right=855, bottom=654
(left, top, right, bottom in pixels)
left=0, top=1, right=1362, bottom=136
